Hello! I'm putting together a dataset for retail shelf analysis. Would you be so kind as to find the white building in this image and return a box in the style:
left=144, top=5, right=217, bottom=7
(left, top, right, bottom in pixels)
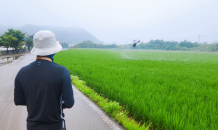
left=0, top=47, right=13, bottom=51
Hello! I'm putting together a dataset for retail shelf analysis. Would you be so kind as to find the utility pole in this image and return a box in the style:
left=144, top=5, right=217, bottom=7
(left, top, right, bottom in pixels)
left=198, top=35, right=201, bottom=44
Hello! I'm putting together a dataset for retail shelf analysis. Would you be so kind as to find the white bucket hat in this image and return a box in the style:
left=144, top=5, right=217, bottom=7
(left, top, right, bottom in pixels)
left=31, top=30, right=62, bottom=56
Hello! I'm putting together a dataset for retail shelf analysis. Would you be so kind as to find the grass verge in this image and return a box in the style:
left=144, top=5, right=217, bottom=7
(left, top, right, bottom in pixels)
left=71, top=75, right=151, bottom=130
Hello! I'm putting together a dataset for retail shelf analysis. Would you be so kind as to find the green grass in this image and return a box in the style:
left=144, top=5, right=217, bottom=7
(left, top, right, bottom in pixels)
left=55, top=49, right=218, bottom=130
left=71, top=75, right=150, bottom=130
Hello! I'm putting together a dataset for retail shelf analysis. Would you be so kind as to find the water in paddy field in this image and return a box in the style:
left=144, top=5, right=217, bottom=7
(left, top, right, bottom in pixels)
left=0, top=55, right=22, bottom=66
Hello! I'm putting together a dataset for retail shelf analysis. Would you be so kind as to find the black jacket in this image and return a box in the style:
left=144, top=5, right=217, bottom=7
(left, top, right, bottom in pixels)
left=14, top=59, right=74, bottom=130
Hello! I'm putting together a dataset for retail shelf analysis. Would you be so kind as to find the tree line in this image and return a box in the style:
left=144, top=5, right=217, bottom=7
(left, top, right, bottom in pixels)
left=60, top=42, right=69, bottom=48
left=0, top=28, right=33, bottom=52
left=136, top=40, right=218, bottom=51
left=73, top=40, right=218, bottom=52
left=72, top=40, right=118, bottom=48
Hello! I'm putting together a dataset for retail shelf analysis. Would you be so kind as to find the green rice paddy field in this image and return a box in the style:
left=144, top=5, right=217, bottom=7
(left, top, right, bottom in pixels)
left=55, top=49, right=218, bottom=130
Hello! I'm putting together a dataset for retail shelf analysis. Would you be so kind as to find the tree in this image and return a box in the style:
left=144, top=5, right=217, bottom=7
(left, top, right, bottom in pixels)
left=73, top=40, right=118, bottom=48
left=25, top=35, right=34, bottom=50
left=0, top=36, right=3, bottom=46
left=107, top=44, right=118, bottom=48
left=18, top=42, right=25, bottom=49
left=3, top=29, right=26, bottom=50
left=142, top=40, right=179, bottom=50
left=178, top=40, right=199, bottom=48
left=60, top=42, right=69, bottom=48
left=0, top=34, right=17, bottom=51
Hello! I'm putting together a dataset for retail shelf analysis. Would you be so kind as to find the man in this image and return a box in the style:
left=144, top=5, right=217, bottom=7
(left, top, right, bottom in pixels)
left=14, top=30, right=74, bottom=130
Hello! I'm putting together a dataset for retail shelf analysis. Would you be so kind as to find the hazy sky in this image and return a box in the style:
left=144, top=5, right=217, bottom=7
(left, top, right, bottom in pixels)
left=1, top=0, right=218, bottom=43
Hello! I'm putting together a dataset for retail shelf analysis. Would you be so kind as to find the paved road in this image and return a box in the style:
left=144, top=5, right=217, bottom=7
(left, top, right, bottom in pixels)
left=0, top=53, right=124, bottom=130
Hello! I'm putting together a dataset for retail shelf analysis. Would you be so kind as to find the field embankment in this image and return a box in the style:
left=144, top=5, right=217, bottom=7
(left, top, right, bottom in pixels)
left=55, top=49, right=218, bottom=130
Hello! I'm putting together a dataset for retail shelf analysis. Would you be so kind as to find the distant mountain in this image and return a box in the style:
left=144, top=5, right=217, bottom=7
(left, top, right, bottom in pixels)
left=0, top=25, right=100, bottom=45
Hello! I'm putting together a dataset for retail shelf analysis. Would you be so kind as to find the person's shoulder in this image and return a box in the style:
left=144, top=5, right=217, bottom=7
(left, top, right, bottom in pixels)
left=51, top=62, right=69, bottom=75
left=51, top=62, right=66, bottom=69
left=16, top=61, right=36, bottom=76
left=51, top=62, right=69, bottom=73
left=20, top=61, right=36, bottom=71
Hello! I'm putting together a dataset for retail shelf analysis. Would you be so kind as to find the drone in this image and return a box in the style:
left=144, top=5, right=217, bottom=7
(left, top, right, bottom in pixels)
left=131, top=40, right=140, bottom=47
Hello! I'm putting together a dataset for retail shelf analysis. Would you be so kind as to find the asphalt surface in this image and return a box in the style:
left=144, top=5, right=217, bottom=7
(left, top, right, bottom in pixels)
left=0, top=53, right=124, bottom=130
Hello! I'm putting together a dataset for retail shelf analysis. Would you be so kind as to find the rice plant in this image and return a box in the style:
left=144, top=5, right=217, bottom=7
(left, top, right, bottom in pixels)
left=55, top=49, right=218, bottom=130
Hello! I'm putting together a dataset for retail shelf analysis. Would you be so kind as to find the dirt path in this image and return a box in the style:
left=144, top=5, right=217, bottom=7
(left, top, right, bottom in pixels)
left=0, top=53, right=124, bottom=130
